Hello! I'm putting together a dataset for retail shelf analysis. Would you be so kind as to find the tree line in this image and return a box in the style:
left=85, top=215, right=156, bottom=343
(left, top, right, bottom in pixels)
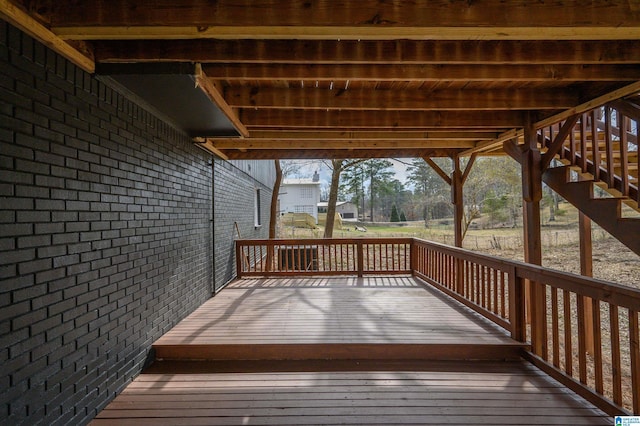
left=274, top=156, right=560, bottom=239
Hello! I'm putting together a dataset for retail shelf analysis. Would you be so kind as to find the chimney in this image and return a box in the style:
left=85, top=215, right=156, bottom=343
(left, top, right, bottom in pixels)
left=312, top=171, right=320, bottom=182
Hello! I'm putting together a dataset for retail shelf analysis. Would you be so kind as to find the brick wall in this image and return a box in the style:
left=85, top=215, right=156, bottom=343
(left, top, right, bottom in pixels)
left=0, top=21, right=262, bottom=425
left=213, top=158, right=273, bottom=290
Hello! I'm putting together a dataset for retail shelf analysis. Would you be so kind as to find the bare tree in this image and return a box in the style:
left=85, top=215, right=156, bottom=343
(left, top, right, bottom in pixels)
left=324, top=159, right=364, bottom=238
left=265, top=160, right=283, bottom=271
left=269, top=160, right=282, bottom=239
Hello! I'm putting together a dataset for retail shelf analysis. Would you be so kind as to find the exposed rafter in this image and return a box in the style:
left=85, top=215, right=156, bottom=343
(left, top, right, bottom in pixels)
left=206, top=139, right=477, bottom=150
left=226, top=87, right=579, bottom=111
left=240, top=110, right=526, bottom=130
left=204, top=63, right=640, bottom=82
left=93, top=39, right=640, bottom=65
left=221, top=148, right=458, bottom=160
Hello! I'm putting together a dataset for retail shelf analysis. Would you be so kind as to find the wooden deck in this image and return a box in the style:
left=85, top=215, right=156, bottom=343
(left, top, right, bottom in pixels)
left=92, top=276, right=612, bottom=425
left=152, top=276, right=524, bottom=360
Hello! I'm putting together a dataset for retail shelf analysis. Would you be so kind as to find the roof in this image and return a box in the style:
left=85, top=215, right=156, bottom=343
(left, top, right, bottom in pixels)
left=281, top=179, right=321, bottom=186
left=318, top=201, right=350, bottom=208
left=7, top=1, right=640, bottom=161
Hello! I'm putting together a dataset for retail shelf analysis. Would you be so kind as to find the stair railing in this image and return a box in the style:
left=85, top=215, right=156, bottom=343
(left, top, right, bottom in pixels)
left=538, top=104, right=639, bottom=204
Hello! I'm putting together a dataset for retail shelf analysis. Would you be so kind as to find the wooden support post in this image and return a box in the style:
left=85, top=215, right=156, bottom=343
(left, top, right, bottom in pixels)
left=451, top=157, right=466, bottom=294
left=578, top=175, right=595, bottom=354
left=522, top=116, right=546, bottom=358
left=452, top=156, right=464, bottom=249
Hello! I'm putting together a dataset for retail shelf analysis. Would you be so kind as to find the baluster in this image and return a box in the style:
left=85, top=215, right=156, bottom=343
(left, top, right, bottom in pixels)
left=563, top=290, right=573, bottom=376
left=500, top=270, right=506, bottom=318
left=385, top=243, right=389, bottom=271
left=605, top=106, right=615, bottom=188
left=619, top=113, right=629, bottom=196
left=577, top=294, right=588, bottom=385
left=610, top=305, right=622, bottom=405
left=491, top=269, right=498, bottom=314
left=551, top=287, right=560, bottom=368
left=569, top=120, right=576, bottom=164
left=592, top=299, right=604, bottom=395
left=629, top=309, right=640, bottom=414
left=591, top=110, right=601, bottom=181
left=580, top=114, right=588, bottom=173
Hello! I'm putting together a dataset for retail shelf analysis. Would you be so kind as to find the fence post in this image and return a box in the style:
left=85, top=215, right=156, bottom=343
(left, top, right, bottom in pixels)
left=356, top=241, right=364, bottom=277
left=509, top=267, right=526, bottom=342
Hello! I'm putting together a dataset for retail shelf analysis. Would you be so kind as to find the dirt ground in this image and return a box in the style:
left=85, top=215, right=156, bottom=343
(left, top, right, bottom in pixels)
left=482, top=235, right=640, bottom=290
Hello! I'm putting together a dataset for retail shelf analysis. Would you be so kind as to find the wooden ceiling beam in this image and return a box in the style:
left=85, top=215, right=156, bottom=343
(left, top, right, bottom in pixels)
left=44, top=1, right=640, bottom=40
left=248, top=130, right=499, bottom=140
left=0, top=0, right=95, bottom=72
left=94, top=40, right=640, bottom=65
left=204, top=63, right=640, bottom=82
left=55, top=26, right=640, bottom=41
left=239, top=110, right=525, bottom=129
left=225, top=87, right=579, bottom=111
left=194, top=66, right=249, bottom=137
left=221, top=148, right=459, bottom=160
left=207, top=139, right=477, bottom=150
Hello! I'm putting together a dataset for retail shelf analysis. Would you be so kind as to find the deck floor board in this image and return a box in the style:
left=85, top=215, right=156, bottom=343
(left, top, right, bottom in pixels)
left=92, top=277, right=612, bottom=425
left=153, top=276, right=515, bottom=347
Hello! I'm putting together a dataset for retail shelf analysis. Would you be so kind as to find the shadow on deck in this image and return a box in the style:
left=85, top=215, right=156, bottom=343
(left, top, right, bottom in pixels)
left=92, top=276, right=612, bottom=425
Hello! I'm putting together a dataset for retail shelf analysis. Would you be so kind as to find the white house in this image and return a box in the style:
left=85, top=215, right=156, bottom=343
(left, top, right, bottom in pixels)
left=279, top=173, right=322, bottom=223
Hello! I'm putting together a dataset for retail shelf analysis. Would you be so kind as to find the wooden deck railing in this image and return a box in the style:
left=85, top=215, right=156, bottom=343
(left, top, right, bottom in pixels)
left=236, top=238, right=412, bottom=277
left=413, top=238, right=640, bottom=416
left=235, top=237, right=640, bottom=415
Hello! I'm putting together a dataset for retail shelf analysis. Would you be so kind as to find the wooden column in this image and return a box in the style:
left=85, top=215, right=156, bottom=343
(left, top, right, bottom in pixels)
left=452, top=156, right=464, bottom=248
left=522, top=116, right=546, bottom=358
left=578, top=175, right=595, bottom=354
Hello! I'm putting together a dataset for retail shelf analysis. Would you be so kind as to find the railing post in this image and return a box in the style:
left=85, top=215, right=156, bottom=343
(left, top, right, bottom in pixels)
left=235, top=241, right=243, bottom=278
left=409, top=239, right=416, bottom=275
left=509, top=267, right=526, bottom=342
left=356, top=241, right=364, bottom=277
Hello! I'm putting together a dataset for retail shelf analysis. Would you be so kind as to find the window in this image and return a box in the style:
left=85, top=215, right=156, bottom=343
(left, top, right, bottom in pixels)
left=254, top=188, right=261, bottom=227
left=300, top=187, right=312, bottom=199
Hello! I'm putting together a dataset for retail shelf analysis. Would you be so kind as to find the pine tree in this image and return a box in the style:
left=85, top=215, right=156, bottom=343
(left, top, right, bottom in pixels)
left=399, top=211, right=407, bottom=222
left=390, top=204, right=400, bottom=222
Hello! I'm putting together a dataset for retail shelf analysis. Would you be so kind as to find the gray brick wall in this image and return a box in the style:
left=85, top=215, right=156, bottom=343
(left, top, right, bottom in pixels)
left=0, top=21, right=267, bottom=425
left=213, top=158, right=272, bottom=290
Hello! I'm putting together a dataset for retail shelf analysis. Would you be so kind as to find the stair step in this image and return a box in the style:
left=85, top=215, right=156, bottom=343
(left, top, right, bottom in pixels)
left=153, top=343, right=528, bottom=362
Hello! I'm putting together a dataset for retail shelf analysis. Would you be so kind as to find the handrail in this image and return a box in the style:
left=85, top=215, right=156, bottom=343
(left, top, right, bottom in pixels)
left=538, top=104, right=639, bottom=204
left=235, top=237, right=640, bottom=415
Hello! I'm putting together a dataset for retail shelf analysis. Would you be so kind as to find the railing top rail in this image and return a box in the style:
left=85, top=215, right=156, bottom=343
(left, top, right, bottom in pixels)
left=237, top=237, right=640, bottom=311
left=237, top=237, right=414, bottom=245
left=413, top=237, right=640, bottom=311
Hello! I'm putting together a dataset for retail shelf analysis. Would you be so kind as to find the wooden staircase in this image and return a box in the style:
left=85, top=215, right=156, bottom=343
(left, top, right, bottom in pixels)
left=539, top=101, right=640, bottom=255
left=542, top=165, right=640, bottom=254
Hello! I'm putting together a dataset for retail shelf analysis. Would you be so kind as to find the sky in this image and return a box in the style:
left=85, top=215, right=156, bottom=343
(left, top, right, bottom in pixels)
left=286, top=158, right=413, bottom=192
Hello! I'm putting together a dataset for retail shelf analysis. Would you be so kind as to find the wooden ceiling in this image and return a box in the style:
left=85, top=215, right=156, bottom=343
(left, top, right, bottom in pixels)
left=3, top=0, right=640, bottom=160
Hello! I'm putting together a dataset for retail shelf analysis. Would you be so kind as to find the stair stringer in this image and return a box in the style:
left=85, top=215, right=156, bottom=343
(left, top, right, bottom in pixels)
left=543, top=166, right=640, bottom=256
